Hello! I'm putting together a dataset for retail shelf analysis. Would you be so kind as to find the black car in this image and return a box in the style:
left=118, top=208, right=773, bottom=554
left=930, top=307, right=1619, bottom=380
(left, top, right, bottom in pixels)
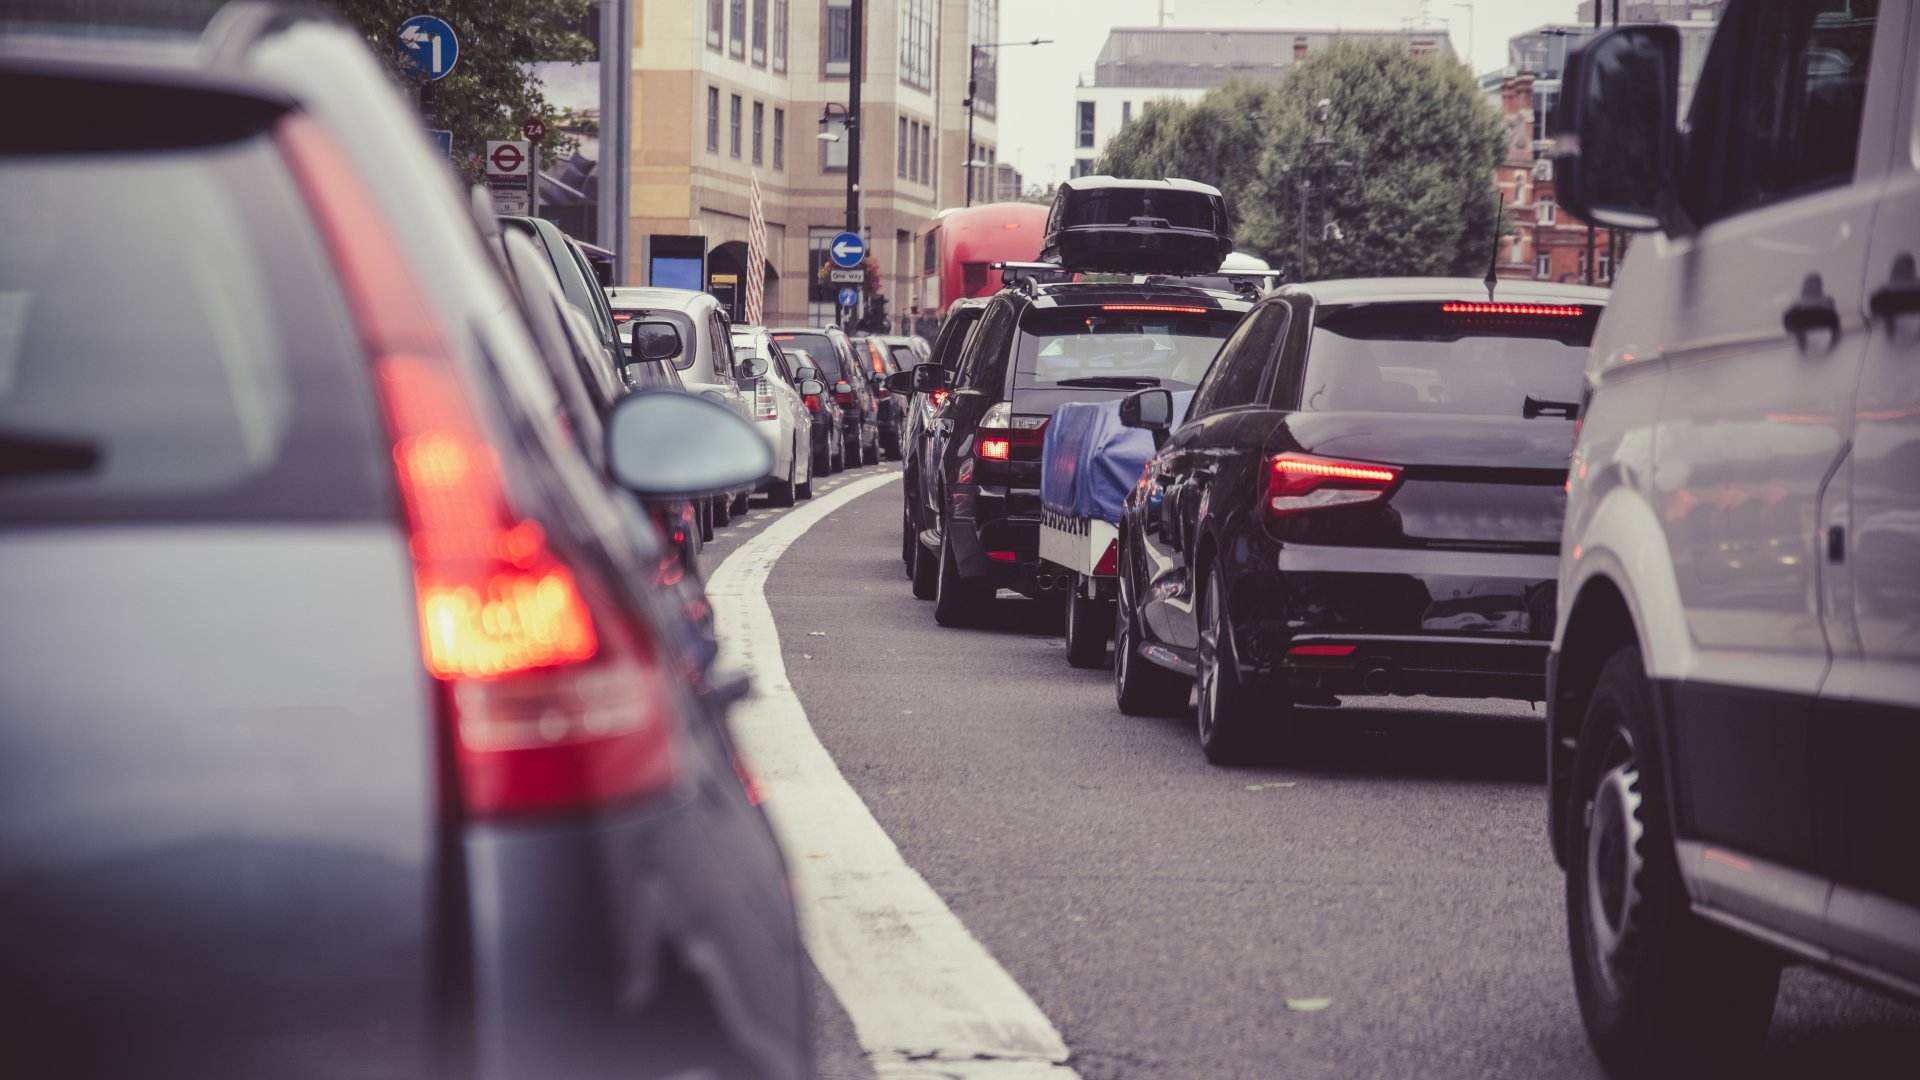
left=770, top=326, right=877, bottom=469
left=905, top=280, right=1251, bottom=626
left=852, top=333, right=924, bottom=460
left=1111, top=278, right=1607, bottom=763
left=898, top=299, right=988, bottom=578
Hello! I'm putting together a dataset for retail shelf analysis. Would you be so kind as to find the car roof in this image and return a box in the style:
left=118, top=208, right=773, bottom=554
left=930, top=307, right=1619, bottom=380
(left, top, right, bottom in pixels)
left=605, top=286, right=715, bottom=312
left=1280, top=276, right=1610, bottom=306
left=1025, top=279, right=1253, bottom=313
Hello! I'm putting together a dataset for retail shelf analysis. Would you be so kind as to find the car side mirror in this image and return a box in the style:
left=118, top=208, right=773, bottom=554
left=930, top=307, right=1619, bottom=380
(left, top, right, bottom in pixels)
left=1119, top=387, right=1174, bottom=446
left=605, top=390, right=773, bottom=496
left=734, top=355, right=769, bottom=381
left=911, top=364, right=949, bottom=394
left=833, top=379, right=853, bottom=395
left=885, top=370, right=916, bottom=395
left=629, top=319, right=682, bottom=364
left=793, top=365, right=819, bottom=382
left=1552, top=24, right=1683, bottom=235
left=797, top=378, right=826, bottom=396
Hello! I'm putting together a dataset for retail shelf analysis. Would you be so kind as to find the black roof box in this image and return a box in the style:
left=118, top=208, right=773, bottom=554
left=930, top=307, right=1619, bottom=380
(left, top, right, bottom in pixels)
left=1040, top=176, right=1234, bottom=275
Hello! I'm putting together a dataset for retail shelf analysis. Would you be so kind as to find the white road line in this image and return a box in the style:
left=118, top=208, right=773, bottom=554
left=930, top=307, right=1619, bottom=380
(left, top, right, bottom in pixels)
left=708, top=472, right=1081, bottom=1080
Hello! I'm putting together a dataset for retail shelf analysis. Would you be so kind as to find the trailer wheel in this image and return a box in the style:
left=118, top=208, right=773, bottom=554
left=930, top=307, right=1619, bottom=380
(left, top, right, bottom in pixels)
left=1064, top=573, right=1115, bottom=669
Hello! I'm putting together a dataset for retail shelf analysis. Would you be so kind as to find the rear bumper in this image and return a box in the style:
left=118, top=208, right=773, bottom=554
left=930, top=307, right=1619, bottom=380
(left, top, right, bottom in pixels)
left=1236, top=542, right=1557, bottom=701
left=945, top=484, right=1057, bottom=594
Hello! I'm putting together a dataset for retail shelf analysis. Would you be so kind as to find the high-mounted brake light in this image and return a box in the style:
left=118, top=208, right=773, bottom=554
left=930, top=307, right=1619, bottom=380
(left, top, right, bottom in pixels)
left=1440, top=302, right=1584, bottom=317
left=1101, top=304, right=1208, bottom=314
left=280, top=115, right=676, bottom=818
left=1264, top=452, right=1400, bottom=520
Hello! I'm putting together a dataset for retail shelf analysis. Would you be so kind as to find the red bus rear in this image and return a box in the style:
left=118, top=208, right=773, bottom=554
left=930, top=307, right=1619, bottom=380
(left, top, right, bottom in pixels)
left=913, top=202, right=1048, bottom=325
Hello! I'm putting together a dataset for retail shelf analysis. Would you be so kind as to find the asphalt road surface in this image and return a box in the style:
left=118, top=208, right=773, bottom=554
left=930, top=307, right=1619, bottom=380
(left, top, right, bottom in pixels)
left=707, top=465, right=1920, bottom=1080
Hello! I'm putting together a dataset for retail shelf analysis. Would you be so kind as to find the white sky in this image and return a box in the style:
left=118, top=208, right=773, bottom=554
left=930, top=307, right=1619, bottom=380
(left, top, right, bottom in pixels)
left=998, top=0, right=1583, bottom=189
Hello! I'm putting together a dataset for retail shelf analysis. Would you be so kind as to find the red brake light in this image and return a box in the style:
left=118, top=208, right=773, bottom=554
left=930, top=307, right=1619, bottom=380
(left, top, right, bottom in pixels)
left=1289, top=643, right=1357, bottom=657
left=804, top=393, right=822, bottom=413
left=280, top=115, right=676, bottom=818
left=979, top=438, right=1012, bottom=461
left=986, top=550, right=1017, bottom=562
left=1101, top=304, right=1208, bottom=314
left=1440, top=302, right=1584, bottom=317
left=1265, top=453, right=1400, bottom=519
left=930, top=389, right=950, bottom=408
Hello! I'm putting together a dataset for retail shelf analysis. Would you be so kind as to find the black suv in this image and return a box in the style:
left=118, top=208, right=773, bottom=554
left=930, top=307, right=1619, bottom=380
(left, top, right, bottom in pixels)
left=899, top=298, right=987, bottom=578
left=907, top=281, right=1250, bottom=626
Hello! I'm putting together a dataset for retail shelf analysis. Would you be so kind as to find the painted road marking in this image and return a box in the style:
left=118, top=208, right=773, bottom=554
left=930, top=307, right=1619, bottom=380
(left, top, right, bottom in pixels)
left=709, top=472, right=1081, bottom=1080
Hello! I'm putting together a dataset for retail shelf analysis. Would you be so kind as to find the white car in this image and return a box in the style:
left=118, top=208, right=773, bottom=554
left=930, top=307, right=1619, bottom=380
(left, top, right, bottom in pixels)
left=731, top=325, right=823, bottom=506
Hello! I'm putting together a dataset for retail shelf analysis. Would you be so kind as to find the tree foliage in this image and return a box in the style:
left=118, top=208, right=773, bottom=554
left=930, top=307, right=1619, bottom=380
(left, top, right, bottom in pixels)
left=325, top=1, right=593, bottom=182
left=1099, top=42, right=1506, bottom=281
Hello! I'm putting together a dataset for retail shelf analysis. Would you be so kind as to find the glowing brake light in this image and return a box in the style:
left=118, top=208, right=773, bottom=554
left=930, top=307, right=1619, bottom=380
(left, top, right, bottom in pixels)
left=1101, top=304, right=1208, bottom=314
left=1265, top=453, right=1401, bottom=519
left=980, top=438, right=1012, bottom=460
left=975, top=401, right=1046, bottom=463
left=1440, top=302, right=1584, bottom=317
left=930, top=388, right=950, bottom=408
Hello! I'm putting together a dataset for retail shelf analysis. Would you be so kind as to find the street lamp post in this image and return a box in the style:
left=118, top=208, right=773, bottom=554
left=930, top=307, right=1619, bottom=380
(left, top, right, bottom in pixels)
left=964, top=37, right=1051, bottom=206
left=819, top=103, right=860, bottom=233
left=1283, top=98, right=1353, bottom=282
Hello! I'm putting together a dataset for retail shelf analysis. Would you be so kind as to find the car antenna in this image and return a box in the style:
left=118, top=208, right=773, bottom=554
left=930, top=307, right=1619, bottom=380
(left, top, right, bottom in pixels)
left=1484, top=194, right=1504, bottom=302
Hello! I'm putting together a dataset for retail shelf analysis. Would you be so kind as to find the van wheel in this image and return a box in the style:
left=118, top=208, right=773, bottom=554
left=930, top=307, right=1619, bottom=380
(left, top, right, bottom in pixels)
left=1567, top=647, right=1780, bottom=1079
left=1113, top=555, right=1190, bottom=716
left=932, top=527, right=990, bottom=627
left=1195, top=568, right=1275, bottom=764
left=1064, top=575, right=1114, bottom=668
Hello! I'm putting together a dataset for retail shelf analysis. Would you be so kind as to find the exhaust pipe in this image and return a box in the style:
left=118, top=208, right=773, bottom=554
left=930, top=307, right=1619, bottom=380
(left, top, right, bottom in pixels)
left=1361, top=666, right=1394, bottom=695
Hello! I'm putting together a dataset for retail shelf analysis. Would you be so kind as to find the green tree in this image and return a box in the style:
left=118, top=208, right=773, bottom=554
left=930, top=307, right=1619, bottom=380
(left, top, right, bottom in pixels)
left=1100, top=42, right=1506, bottom=281
left=325, top=1, right=593, bottom=182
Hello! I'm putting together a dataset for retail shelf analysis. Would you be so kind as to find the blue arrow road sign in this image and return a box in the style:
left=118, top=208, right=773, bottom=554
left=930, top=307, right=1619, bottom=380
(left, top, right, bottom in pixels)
left=837, top=286, right=860, bottom=308
left=828, top=231, right=866, bottom=269
left=397, top=15, right=459, bottom=81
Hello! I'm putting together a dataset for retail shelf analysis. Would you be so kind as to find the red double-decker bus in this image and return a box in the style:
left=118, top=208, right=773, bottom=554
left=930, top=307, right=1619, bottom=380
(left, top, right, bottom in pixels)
left=911, top=202, right=1048, bottom=333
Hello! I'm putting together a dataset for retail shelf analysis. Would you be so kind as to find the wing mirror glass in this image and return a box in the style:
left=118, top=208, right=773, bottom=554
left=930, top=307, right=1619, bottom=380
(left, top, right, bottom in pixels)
left=911, top=364, right=949, bottom=394
left=628, top=319, right=682, bottom=364
left=797, top=378, right=826, bottom=396
left=884, top=370, right=916, bottom=395
left=1551, top=24, right=1681, bottom=234
left=1119, top=387, right=1174, bottom=431
left=733, top=355, right=769, bottom=381
left=793, top=365, right=820, bottom=382
left=606, top=390, right=773, bottom=496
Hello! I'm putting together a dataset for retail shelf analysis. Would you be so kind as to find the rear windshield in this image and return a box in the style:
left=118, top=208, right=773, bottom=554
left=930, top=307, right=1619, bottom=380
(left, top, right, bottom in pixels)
left=772, top=333, right=845, bottom=380
left=0, top=132, right=384, bottom=524
left=1014, top=307, right=1240, bottom=390
left=1301, top=302, right=1600, bottom=417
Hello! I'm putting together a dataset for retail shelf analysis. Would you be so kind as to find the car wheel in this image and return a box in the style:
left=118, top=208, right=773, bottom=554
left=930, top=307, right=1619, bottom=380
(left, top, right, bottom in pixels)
left=843, top=433, right=860, bottom=469
left=1113, top=553, right=1190, bottom=716
left=1064, top=574, right=1114, bottom=669
left=730, top=490, right=750, bottom=516
left=932, top=525, right=990, bottom=627
left=910, top=513, right=938, bottom=602
left=697, top=500, right=715, bottom=543
left=1195, top=568, right=1275, bottom=764
left=711, top=493, right=731, bottom=527
left=768, top=455, right=797, bottom=508
left=862, top=436, right=880, bottom=466
left=901, top=500, right=917, bottom=577
left=1567, top=647, right=1781, bottom=1079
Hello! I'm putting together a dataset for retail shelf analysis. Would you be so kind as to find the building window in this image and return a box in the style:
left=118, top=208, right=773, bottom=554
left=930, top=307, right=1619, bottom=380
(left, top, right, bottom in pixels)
left=753, top=101, right=765, bottom=165
left=707, top=0, right=723, bottom=50
left=773, top=107, right=786, bottom=169
left=825, top=0, right=851, bottom=76
left=707, top=86, right=720, bottom=152
left=1121, top=100, right=1132, bottom=126
left=729, top=0, right=746, bottom=58
left=900, top=0, right=933, bottom=91
left=822, top=116, right=848, bottom=171
left=751, top=0, right=768, bottom=65
left=898, top=116, right=909, bottom=179
left=1294, top=36, right=1308, bottom=61
left=1535, top=253, right=1551, bottom=280
left=773, top=0, right=789, bottom=73
left=807, top=227, right=840, bottom=313
left=1073, top=157, right=1093, bottom=178
left=970, top=0, right=998, bottom=117
left=1597, top=253, right=1612, bottom=284
left=1076, top=101, right=1095, bottom=149
left=918, top=122, right=930, bottom=186
left=1536, top=199, right=1556, bottom=225
left=1532, top=87, right=1559, bottom=144
left=730, top=94, right=743, bottom=159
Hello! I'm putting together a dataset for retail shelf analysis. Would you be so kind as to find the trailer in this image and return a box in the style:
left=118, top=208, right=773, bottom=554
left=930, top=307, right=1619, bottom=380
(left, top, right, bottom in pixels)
left=1038, top=393, right=1194, bottom=668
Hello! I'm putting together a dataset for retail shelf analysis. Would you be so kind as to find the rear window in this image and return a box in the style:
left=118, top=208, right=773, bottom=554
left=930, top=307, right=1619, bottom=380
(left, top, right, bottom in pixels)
left=1301, top=302, right=1600, bottom=417
left=0, top=130, right=385, bottom=524
left=772, top=333, right=844, bottom=380
left=1014, top=306, right=1240, bottom=390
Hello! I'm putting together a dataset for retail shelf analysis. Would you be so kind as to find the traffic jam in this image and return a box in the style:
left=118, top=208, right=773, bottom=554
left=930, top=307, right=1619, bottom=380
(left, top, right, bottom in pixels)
left=2, top=4, right=1916, bottom=1080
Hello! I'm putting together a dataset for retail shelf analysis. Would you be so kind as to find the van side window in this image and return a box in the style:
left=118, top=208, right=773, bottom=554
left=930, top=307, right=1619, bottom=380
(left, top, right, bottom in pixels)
left=1681, top=0, right=1877, bottom=224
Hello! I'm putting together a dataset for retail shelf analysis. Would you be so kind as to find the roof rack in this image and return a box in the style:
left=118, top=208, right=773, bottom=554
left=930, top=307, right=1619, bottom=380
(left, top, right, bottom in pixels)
left=991, top=260, right=1074, bottom=297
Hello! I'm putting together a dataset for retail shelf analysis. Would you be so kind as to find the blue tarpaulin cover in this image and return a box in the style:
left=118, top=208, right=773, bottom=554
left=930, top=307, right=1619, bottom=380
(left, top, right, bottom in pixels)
left=1040, top=392, right=1195, bottom=523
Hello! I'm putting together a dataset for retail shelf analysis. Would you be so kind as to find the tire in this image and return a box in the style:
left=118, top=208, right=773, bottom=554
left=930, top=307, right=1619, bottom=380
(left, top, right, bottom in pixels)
left=901, top=501, right=917, bottom=576
left=813, top=441, right=831, bottom=477
left=712, top=493, right=731, bottom=527
left=1566, top=647, right=1780, bottom=1079
left=1195, top=568, right=1277, bottom=764
left=932, top=526, right=991, bottom=627
left=730, top=490, right=750, bottom=516
left=1113, top=552, right=1190, bottom=716
left=697, top=501, right=715, bottom=543
left=862, top=435, right=880, bottom=466
left=768, top=454, right=797, bottom=508
left=1064, top=574, right=1114, bottom=669
left=843, top=433, right=861, bottom=469
left=910, top=519, right=938, bottom=601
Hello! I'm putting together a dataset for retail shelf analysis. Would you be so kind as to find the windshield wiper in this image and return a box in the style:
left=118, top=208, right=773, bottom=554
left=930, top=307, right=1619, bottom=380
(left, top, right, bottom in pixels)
left=1523, top=396, right=1580, bottom=420
left=0, top=429, right=103, bottom=480
left=1052, top=375, right=1163, bottom=389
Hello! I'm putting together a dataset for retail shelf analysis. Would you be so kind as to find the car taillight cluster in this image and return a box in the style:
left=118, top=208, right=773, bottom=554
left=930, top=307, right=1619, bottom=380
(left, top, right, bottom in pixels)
left=930, top=389, right=950, bottom=409
left=1264, top=452, right=1401, bottom=520
left=977, top=401, right=1047, bottom=462
left=803, top=393, right=822, bottom=413
left=755, top=378, right=778, bottom=420
left=280, top=115, right=676, bottom=819
left=834, top=380, right=856, bottom=406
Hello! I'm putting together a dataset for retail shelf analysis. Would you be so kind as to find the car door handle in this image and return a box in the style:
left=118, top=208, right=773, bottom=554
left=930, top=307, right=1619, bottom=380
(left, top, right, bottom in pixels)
left=1869, top=254, right=1920, bottom=323
left=1783, top=273, right=1841, bottom=341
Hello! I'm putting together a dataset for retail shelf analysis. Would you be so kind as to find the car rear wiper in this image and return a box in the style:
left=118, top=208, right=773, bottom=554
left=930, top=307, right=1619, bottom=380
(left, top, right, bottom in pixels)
left=1523, top=396, right=1580, bottom=420
left=1052, top=376, right=1163, bottom=389
left=0, top=429, right=103, bottom=480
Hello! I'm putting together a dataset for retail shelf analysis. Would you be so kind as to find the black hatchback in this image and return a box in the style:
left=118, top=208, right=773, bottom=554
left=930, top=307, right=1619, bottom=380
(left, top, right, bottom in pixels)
left=1111, top=278, right=1607, bottom=763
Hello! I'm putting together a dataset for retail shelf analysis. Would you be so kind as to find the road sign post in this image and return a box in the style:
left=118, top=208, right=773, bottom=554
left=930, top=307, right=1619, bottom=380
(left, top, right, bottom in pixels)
left=397, top=15, right=459, bottom=81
